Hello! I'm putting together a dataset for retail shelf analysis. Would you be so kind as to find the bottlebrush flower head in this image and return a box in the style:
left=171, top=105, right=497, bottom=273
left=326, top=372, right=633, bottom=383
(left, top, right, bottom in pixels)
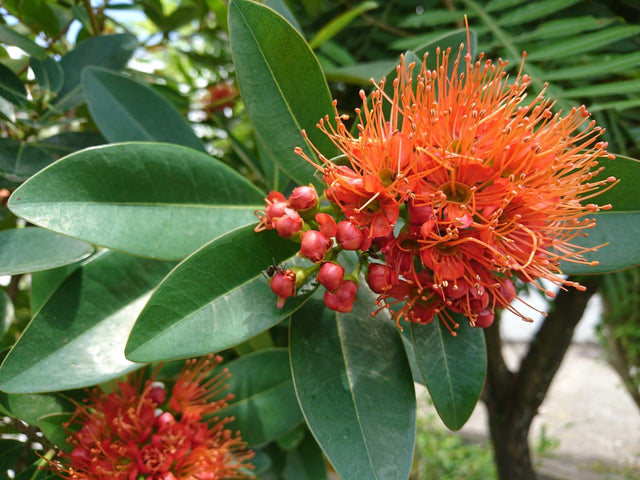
left=48, top=355, right=254, bottom=480
left=258, top=34, right=616, bottom=331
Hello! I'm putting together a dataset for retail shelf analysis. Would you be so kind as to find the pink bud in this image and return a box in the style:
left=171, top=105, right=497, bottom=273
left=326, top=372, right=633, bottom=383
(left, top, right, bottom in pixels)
left=316, top=213, right=337, bottom=237
left=147, top=384, right=166, bottom=405
left=323, top=280, right=358, bottom=313
left=270, top=269, right=297, bottom=308
left=475, top=309, right=495, bottom=328
left=289, top=185, right=318, bottom=211
left=408, top=202, right=433, bottom=225
left=496, top=278, right=517, bottom=307
left=300, top=230, right=332, bottom=263
left=274, top=207, right=303, bottom=238
left=366, top=263, right=397, bottom=294
left=154, top=411, right=176, bottom=430
left=317, top=262, right=344, bottom=292
left=264, top=191, right=288, bottom=228
left=336, top=220, right=364, bottom=250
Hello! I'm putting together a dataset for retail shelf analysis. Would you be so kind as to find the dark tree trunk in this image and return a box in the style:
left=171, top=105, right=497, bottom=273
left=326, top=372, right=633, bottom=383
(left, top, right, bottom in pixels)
left=482, top=277, right=600, bottom=480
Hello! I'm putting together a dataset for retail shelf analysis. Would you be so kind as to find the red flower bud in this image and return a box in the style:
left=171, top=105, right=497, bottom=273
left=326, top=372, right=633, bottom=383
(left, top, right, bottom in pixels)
left=274, top=207, right=303, bottom=238
left=270, top=269, right=297, bottom=308
left=366, top=263, right=398, bottom=294
left=317, top=262, right=344, bottom=292
left=323, top=280, right=358, bottom=313
left=407, top=202, right=433, bottom=225
left=316, top=213, right=337, bottom=237
left=496, top=278, right=517, bottom=307
left=336, top=220, right=364, bottom=250
left=300, top=230, right=332, bottom=263
left=264, top=191, right=288, bottom=228
left=289, top=185, right=318, bottom=211
left=475, top=309, right=495, bottom=328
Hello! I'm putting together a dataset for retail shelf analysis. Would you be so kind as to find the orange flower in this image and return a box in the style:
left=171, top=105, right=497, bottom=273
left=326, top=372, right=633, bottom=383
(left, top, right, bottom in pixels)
left=49, top=355, right=254, bottom=480
left=298, top=39, right=615, bottom=329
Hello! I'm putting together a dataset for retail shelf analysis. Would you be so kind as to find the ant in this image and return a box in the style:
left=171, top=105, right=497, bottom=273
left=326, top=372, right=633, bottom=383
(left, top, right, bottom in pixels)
left=263, top=261, right=286, bottom=279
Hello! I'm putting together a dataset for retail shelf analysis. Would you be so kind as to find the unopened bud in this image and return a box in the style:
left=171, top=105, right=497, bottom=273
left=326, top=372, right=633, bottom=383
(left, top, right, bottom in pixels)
left=366, top=263, right=397, bottom=294
left=274, top=208, right=303, bottom=238
left=323, top=280, right=358, bottom=313
left=270, top=269, right=297, bottom=308
left=289, top=184, right=318, bottom=211
left=336, top=220, right=364, bottom=250
left=300, top=230, right=332, bottom=263
left=317, top=262, right=345, bottom=292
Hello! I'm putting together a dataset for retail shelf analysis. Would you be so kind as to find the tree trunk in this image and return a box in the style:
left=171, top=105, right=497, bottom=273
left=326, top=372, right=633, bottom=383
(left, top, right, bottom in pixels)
left=483, top=277, right=600, bottom=480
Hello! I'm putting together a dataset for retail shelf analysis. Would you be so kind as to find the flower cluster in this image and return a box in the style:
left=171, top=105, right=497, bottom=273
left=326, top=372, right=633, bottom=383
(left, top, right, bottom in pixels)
left=256, top=41, right=615, bottom=331
left=50, top=355, right=254, bottom=480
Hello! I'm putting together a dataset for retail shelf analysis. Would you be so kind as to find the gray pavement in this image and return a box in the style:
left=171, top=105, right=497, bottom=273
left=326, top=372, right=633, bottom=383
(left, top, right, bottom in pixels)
left=417, top=340, right=640, bottom=480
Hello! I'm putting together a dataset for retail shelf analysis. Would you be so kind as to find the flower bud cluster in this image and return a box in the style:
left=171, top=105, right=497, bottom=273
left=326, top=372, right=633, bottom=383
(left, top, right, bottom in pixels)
left=256, top=185, right=367, bottom=313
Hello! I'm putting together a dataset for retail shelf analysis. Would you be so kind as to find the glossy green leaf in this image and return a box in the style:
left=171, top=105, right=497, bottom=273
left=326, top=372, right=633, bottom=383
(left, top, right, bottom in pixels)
left=126, top=226, right=312, bottom=362
left=561, top=155, right=640, bottom=274
left=0, top=228, right=93, bottom=275
left=0, top=138, right=56, bottom=181
left=30, top=56, right=64, bottom=94
left=0, top=392, right=75, bottom=425
left=283, top=432, right=327, bottom=480
left=216, top=349, right=303, bottom=447
left=38, top=131, right=106, bottom=156
left=309, top=1, right=378, bottom=49
left=0, top=24, right=47, bottom=58
left=410, top=316, right=486, bottom=431
left=0, top=62, right=26, bottom=106
left=290, top=293, right=416, bottom=480
left=31, top=261, right=84, bottom=313
left=8, top=142, right=264, bottom=260
left=38, top=412, right=74, bottom=452
left=228, top=0, right=338, bottom=186
left=264, top=0, right=302, bottom=32
left=82, top=67, right=206, bottom=153
left=54, top=33, right=137, bottom=111
left=0, top=251, right=174, bottom=393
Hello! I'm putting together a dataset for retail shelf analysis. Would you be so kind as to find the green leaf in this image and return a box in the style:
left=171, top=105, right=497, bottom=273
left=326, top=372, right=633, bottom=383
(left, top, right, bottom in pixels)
left=0, top=62, right=26, bottom=106
left=0, top=24, right=47, bottom=58
left=0, top=289, right=13, bottom=338
left=0, top=138, right=56, bottom=181
left=8, top=142, right=265, bottom=260
left=309, top=1, right=378, bottom=50
left=324, top=59, right=398, bottom=84
left=496, top=0, right=582, bottom=27
left=561, top=155, right=640, bottom=274
left=290, top=293, right=416, bottom=480
left=543, top=51, right=640, bottom=82
left=38, top=412, right=74, bottom=452
left=0, top=228, right=93, bottom=275
left=526, top=25, right=640, bottom=62
left=560, top=79, right=640, bottom=99
left=31, top=261, right=84, bottom=313
left=216, top=349, right=303, bottom=447
left=54, top=33, right=138, bottom=111
left=283, top=432, right=327, bottom=480
left=38, top=131, right=106, bottom=156
left=82, top=67, right=206, bottom=153
left=0, top=251, right=174, bottom=393
left=30, top=56, right=64, bottom=94
left=410, top=316, right=486, bottom=430
left=125, top=226, right=312, bottom=362
left=0, top=392, right=74, bottom=425
left=228, top=0, right=338, bottom=186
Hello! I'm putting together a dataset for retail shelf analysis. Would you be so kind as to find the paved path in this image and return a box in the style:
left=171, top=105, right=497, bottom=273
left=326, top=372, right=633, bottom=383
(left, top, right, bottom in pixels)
left=418, top=342, right=640, bottom=479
